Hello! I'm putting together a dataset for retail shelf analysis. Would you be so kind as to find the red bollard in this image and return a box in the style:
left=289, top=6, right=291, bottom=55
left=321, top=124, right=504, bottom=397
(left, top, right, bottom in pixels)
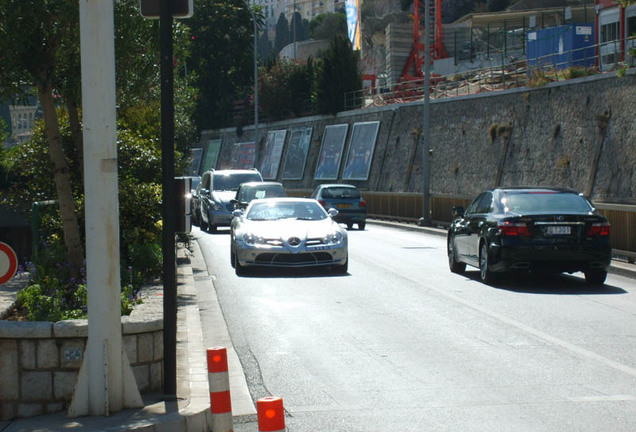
left=207, top=347, right=233, bottom=432
left=257, top=396, right=285, bottom=432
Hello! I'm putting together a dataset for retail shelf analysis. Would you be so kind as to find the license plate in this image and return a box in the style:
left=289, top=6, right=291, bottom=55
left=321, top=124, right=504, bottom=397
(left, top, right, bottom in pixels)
left=336, top=203, right=351, bottom=209
left=547, top=225, right=571, bottom=235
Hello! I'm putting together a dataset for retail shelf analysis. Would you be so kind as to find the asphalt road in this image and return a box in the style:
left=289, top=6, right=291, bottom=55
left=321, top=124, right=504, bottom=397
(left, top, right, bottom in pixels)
left=193, top=223, right=636, bottom=432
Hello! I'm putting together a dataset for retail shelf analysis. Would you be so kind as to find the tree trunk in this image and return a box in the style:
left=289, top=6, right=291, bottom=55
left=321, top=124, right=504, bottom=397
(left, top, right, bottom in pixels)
left=37, top=82, right=84, bottom=280
left=66, top=97, right=84, bottom=183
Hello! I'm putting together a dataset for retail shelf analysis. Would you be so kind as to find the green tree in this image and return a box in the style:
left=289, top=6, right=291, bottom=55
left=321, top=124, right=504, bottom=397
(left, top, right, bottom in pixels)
left=258, top=59, right=313, bottom=120
left=290, top=12, right=307, bottom=43
left=0, top=1, right=84, bottom=277
left=275, top=12, right=290, bottom=54
left=187, top=0, right=258, bottom=130
left=315, top=35, right=362, bottom=115
left=309, top=12, right=347, bottom=40
left=0, top=0, right=194, bottom=282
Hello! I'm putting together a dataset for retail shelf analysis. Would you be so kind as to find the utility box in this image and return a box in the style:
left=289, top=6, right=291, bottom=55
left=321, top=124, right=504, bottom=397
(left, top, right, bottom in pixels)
left=527, top=24, right=595, bottom=70
left=174, top=177, right=192, bottom=234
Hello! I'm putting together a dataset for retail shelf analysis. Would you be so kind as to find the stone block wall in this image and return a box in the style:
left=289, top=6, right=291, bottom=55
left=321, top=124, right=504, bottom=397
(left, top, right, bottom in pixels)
left=0, top=287, right=164, bottom=421
left=200, top=71, right=636, bottom=205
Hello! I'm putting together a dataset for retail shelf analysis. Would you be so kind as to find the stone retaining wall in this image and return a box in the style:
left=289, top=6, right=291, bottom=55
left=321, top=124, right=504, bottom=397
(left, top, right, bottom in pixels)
left=0, top=285, right=164, bottom=421
left=201, top=71, right=636, bottom=204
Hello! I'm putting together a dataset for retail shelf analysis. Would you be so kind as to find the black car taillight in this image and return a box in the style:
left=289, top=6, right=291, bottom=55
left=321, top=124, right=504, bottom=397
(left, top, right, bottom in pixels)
left=359, top=199, right=366, bottom=207
left=318, top=199, right=326, bottom=207
left=497, top=221, right=531, bottom=236
left=587, top=222, right=610, bottom=237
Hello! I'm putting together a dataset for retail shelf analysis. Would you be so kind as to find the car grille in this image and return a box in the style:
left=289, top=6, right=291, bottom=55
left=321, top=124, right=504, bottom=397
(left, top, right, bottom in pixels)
left=254, top=252, right=335, bottom=266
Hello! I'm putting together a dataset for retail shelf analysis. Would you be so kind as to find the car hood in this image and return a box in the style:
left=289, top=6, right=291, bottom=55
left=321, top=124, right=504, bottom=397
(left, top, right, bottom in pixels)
left=241, top=218, right=341, bottom=238
left=211, top=190, right=236, bottom=204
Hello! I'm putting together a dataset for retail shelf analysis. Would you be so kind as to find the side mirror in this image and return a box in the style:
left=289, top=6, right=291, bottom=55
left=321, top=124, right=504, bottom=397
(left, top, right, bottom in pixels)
left=452, top=206, right=465, bottom=218
left=232, top=209, right=243, bottom=218
left=200, top=188, right=210, bottom=196
left=328, top=208, right=338, bottom=217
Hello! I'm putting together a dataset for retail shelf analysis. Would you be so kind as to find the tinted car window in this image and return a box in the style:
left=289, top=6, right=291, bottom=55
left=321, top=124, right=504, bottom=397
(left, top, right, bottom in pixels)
left=464, top=193, right=484, bottom=215
left=475, top=192, right=493, bottom=213
left=240, top=184, right=286, bottom=201
left=321, top=187, right=361, bottom=199
left=213, top=173, right=262, bottom=191
left=502, top=191, right=593, bottom=214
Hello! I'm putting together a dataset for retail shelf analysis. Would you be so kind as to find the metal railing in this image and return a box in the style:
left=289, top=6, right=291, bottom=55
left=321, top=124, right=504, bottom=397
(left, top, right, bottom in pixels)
left=364, top=192, right=636, bottom=261
left=345, top=37, right=636, bottom=110
left=290, top=189, right=636, bottom=260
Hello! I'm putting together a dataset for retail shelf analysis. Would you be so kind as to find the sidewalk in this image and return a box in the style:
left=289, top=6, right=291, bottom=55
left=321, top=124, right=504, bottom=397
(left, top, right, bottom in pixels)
left=0, top=244, right=254, bottom=432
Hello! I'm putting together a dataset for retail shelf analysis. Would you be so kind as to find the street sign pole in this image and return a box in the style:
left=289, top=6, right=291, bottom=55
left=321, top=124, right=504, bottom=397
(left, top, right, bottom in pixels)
left=160, top=0, right=177, bottom=398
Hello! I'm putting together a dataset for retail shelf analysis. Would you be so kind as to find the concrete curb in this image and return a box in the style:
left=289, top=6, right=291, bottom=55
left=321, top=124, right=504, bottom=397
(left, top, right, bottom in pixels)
left=367, top=219, right=636, bottom=279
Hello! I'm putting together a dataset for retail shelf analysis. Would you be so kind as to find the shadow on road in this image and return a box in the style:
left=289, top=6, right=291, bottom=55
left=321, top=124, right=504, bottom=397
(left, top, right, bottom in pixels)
left=462, top=270, right=627, bottom=295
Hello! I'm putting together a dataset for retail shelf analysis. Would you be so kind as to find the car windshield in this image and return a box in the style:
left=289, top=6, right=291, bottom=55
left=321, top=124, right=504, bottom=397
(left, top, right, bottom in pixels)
left=501, top=191, right=593, bottom=214
left=321, top=187, right=360, bottom=199
left=246, top=202, right=327, bottom=221
left=213, top=173, right=261, bottom=191
left=241, top=185, right=286, bottom=201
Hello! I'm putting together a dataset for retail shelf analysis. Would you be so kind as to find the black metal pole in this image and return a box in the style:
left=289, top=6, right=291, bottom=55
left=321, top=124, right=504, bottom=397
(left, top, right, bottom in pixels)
left=161, top=0, right=177, bottom=397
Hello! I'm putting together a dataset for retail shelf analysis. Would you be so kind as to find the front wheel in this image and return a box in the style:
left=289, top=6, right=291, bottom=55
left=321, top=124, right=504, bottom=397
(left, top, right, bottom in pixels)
left=358, top=222, right=366, bottom=230
left=234, top=251, right=248, bottom=276
left=448, top=237, right=466, bottom=274
left=333, top=259, right=348, bottom=275
left=479, top=241, right=497, bottom=285
left=584, top=270, right=607, bottom=286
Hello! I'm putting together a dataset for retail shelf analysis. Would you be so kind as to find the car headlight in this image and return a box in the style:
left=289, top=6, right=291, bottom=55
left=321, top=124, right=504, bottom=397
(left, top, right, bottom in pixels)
left=323, top=231, right=343, bottom=245
left=212, top=202, right=224, bottom=211
left=242, top=233, right=267, bottom=246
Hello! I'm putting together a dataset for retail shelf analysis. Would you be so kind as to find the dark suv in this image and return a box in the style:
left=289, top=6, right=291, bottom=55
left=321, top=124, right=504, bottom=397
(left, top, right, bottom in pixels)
left=196, top=169, right=263, bottom=233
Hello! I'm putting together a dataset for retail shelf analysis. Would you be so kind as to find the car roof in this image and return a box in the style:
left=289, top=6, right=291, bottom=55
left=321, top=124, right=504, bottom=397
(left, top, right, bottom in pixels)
left=318, top=184, right=358, bottom=189
left=489, top=186, right=582, bottom=194
left=250, top=197, right=317, bottom=204
left=240, top=181, right=283, bottom=188
left=210, top=169, right=260, bottom=175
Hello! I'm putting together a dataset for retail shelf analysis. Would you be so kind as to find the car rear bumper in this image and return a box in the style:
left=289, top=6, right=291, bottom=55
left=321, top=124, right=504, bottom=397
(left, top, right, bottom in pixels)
left=332, top=210, right=367, bottom=224
left=489, top=244, right=612, bottom=273
left=209, top=210, right=233, bottom=227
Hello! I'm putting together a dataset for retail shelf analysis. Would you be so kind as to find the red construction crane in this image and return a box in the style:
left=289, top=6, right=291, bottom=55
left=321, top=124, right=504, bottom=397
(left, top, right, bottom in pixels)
left=400, top=0, right=448, bottom=83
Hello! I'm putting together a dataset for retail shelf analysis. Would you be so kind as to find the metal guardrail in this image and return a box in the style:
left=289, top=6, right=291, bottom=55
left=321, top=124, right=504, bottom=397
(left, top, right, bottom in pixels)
left=306, top=190, right=635, bottom=261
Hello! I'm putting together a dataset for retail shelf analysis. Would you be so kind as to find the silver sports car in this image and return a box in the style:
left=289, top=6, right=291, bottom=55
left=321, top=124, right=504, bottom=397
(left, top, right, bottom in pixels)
left=230, top=198, right=348, bottom=276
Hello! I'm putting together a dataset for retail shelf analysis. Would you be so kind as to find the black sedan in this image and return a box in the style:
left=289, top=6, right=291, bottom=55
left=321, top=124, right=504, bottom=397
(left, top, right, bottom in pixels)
left=447, top=187, right=612, bottom=285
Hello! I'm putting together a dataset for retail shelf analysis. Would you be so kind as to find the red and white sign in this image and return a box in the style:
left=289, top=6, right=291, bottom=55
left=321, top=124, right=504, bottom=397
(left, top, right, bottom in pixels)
left=0, top=242, right=18, bottom=285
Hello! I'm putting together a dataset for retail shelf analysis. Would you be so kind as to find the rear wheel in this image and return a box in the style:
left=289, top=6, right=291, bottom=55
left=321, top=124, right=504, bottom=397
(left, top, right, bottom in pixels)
left=358, top=222, right=366, bottom=230
left=346, top=223, right=353, bottom=230
left=479, top=241, right=496, bottom=285
left=208, top=223, right=217, bottom=234
left=448, top=237, right=466, bottom=274
left=200, top=216, right=208, bottom=232
left=584, top=270, right=607, bottom=286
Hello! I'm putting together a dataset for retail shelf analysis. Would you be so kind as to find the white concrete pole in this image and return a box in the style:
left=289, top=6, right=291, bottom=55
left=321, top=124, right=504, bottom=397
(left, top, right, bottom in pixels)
left=69, top=0, right=142, bottom=416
